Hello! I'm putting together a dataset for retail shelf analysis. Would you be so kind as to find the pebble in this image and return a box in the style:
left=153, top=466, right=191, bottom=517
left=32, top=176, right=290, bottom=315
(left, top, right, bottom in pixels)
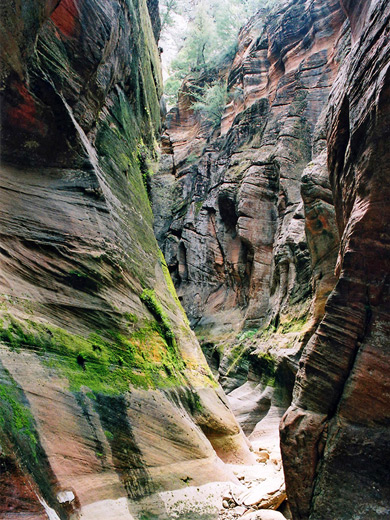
left=241, top=510, right=286, bottom=520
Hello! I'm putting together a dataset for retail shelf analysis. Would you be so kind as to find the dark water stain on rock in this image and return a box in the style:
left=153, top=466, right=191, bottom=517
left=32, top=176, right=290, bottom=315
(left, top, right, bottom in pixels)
left=94, top=394, right=155, bottom=501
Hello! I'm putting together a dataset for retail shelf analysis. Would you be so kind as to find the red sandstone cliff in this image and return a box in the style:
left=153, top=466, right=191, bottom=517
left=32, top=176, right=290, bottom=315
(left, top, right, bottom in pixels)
left=154, top=0, right=390, bottom=517
left=1, top=0, right=389, bottom=518
left=152, top=0, right=344, bottom=402
left=154, top=0, right=344, bottom=337
left=281, top=0, right=390, bottom=517
left=0, top=2, right=251, bottom=519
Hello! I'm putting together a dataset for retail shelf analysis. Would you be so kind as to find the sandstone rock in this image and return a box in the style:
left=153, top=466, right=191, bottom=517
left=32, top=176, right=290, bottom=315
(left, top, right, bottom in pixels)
left=56, top=491, right=75, bottom=504
left=242, top=510, right=286, bottom=520
left=255, top=450, right=270, bottom=464
left=233, top=505, right=248, bottom=515
left=150, top=8, right=348, bottom=513
left=239, top=477, right=286, bottom=508
left=281, top=0, right=390, bottom=518
left=301, top=147, right=339, bottom=327
left=227, top=383, right=274, bottom=437
left=152, top=0, right=345, bottom=339
left=151, top=5, right=345, bottom=464
left=0, top=1, right=250, bottom=518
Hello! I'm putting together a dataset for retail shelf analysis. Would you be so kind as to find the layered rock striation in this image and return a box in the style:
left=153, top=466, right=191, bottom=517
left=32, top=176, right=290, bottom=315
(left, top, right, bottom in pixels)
left=2, top=0, right=389, bottom=518
left=154, top=0, right=390, bottom=517
left=281, top=0, right=390, bottom=517
left=0, top=1, right=252, bottom=519
left=153, top=0, right=344, bottom=337
left=152, top=0, right=344, bottom=439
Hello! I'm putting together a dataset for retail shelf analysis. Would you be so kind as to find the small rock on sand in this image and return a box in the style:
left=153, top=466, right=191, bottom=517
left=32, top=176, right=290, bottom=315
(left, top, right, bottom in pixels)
left=242, top=510, right=286, bottom=519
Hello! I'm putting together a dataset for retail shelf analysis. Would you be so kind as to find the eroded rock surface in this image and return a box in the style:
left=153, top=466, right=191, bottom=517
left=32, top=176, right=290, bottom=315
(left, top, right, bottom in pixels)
left=281, top=0, right=390, bottom=518
left=0, top=1, right=252, bottom=519
left=152, top=0, right=345, bottom=488
left=153, top=0, right=344, bottom=337
left=153, top=0, right=390, bottom=517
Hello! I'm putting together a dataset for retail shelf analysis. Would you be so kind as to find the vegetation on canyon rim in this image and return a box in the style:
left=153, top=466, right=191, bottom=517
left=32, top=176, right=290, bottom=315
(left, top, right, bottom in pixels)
left=162, top=0, right=279, bottom=104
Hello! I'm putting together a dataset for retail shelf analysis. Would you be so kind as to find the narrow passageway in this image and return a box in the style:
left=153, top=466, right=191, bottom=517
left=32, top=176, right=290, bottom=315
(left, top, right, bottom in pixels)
left=1, top=0, right=389, bottom=518
left=153, top=1, right=344, bottom=519
left=217, top=380, right=290, bottom=519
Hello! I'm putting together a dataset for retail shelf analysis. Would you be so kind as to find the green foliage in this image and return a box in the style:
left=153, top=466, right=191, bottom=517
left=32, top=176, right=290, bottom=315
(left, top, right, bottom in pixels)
left=192, top=81, right=227, bottom=127
left=163, top=0, right=279, bottom=104
left=186, top=151, right=200, bottom=164
left=235, top=314, right=308, bottom=344
left=160, top=0, right=179, bottom=33
left=164, top=77, right=183, bottom=106
left=124, top=312, right=138, bottom=324
left=187, top=391, right=204, bottom=414
left=139, top=513, right=160, bottom=520
left=137, top=140, right=156, bottom=201
left=237, top=328, right=258, bottom=342
left=94, top=88, right=158, bottom=282
left=194, top=200, right=203, bottom=215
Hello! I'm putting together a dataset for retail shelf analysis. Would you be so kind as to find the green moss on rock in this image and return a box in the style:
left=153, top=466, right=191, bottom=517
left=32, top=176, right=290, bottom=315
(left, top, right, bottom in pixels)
left=0, top=377, right=38, bottom=459
left=158, top=249, right=190, bottom=326
left=252, top=351, right=277, bottom=386
left=0, top=313, right=186, bottom=394
left=140, top=289, right=177, bottom=348
left=278, top=314, right=308, bottom=334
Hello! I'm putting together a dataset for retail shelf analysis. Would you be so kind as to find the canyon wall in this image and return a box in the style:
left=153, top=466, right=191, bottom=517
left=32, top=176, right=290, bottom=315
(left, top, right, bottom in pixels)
left=154, top=0, right=344, bottom=338
left=154, top=0, right=390, bottom=517
left=281, top=0, right=390, bottom=518
left=152, top=0, right=344, bottom=433
left=0, top=2, right=252, bottom=519
left=1, top=0, right=389, bottom=518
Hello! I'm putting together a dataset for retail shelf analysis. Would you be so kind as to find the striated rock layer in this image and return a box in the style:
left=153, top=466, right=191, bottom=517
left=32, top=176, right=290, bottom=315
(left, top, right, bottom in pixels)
left=281, top=0, right=390, bottom=518
left=152, top=0, right=345, bottom=461
left=0, top=1, right=252, bottom=519
left=153, top=0, right=344, bottom=338
left=154, top=0, right=390, bottom=517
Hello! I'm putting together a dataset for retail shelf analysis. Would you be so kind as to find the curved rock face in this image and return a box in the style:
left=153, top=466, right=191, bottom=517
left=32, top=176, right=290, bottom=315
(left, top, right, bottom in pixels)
left=281, top=0, right=390, bottom=518
left=153, top=0, right=345, bottom=337
left=0, top=1, right=251, bottom=519
left=152, top=1, right=345, bottom=457
left=153, top=0, right=390, bottom=517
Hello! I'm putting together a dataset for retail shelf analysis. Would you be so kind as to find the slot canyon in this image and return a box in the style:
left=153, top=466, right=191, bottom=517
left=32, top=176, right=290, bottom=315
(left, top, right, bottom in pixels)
left=0, top=0, right=389, bottom=519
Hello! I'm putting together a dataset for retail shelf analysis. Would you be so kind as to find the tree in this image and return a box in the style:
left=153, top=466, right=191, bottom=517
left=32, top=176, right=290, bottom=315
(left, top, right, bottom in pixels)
left=163, top=0, right=280, bottom=105
left=172, top=1, right=217, bottom=71
left=192, top=81, right=228, bottom=127
left=160, top=0, right=179, bottom=33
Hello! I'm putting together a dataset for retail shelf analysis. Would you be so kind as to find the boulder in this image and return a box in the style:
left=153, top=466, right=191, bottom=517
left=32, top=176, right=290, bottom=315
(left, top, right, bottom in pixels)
left=239, top=477, right=286, bottom=509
